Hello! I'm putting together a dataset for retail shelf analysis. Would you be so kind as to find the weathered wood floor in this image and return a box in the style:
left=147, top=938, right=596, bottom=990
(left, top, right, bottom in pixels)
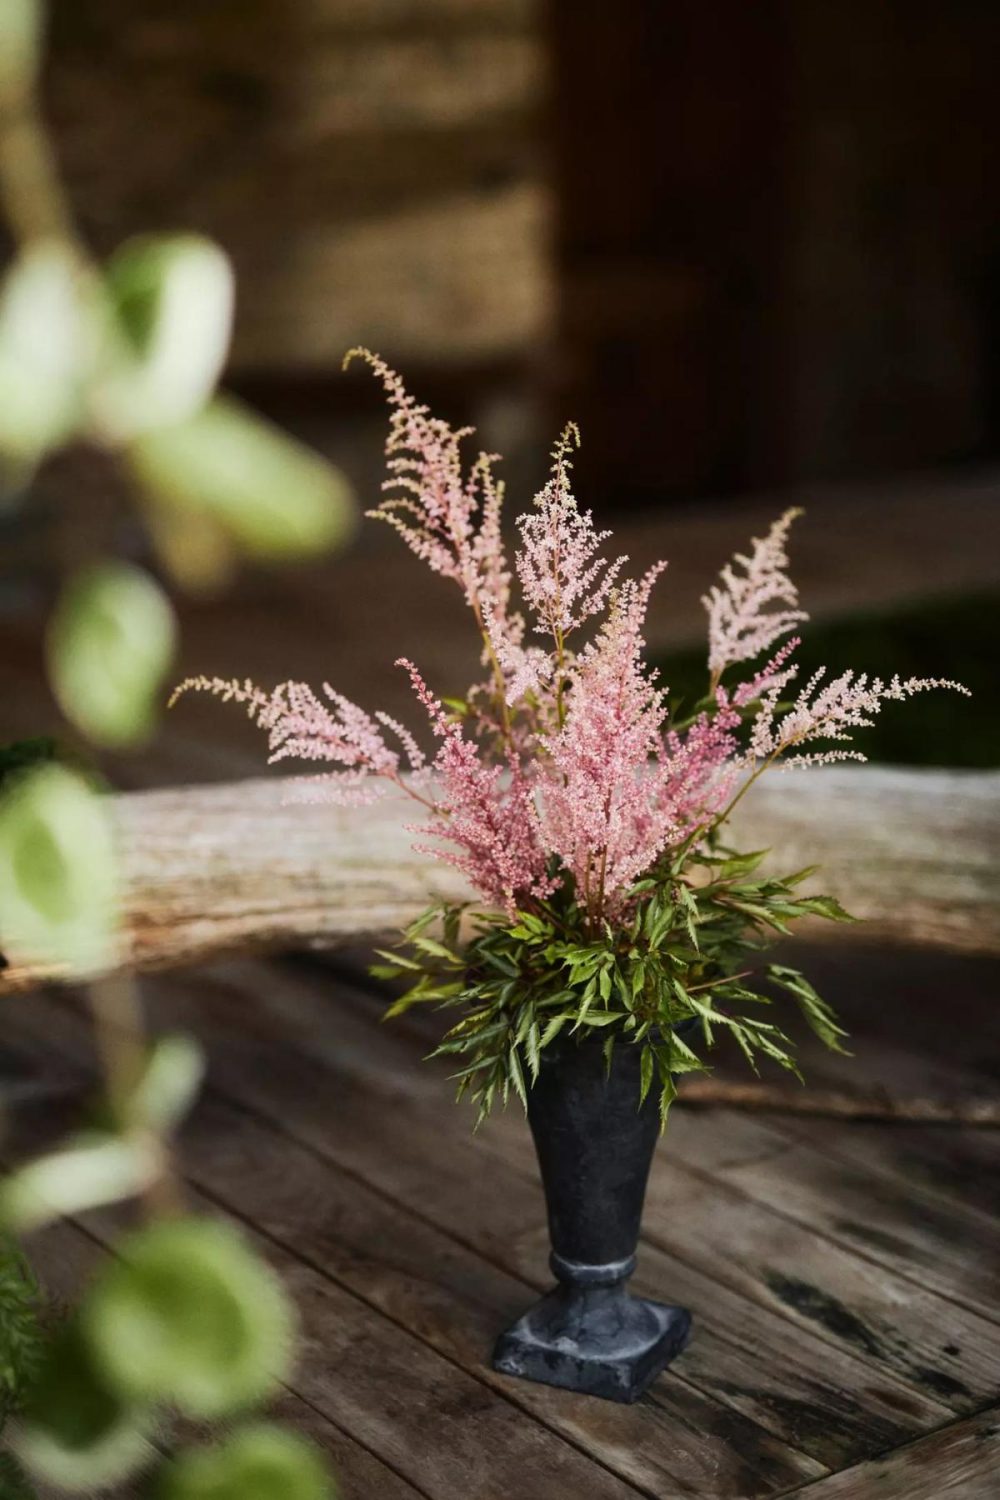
left=4, top=942, right=999, bottom=1500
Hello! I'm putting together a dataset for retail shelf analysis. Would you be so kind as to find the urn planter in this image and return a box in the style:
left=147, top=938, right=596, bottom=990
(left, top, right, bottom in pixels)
left=492, top=1030, right=691, bottom=1403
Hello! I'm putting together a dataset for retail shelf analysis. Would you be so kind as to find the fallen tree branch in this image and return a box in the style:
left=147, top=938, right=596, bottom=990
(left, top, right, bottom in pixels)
left=1, top=766, right=997, bottom=995
left=675, top=1078, right=1000, bottom=1127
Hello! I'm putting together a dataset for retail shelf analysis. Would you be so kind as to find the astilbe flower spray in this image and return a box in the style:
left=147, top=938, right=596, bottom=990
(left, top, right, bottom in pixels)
left=172, top=353, right=969, bottom=1121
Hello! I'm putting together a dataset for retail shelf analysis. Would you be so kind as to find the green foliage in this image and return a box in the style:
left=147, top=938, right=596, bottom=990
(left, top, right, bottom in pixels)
left=0, top=738, right=58, bottom=792
left=0, top=1451, right=37, bottom=1500
left=157, top=1425, right=336, bottom=1500
left=0, top=244, right=87, bottom=471
left=377, top=849, right=853, bottom=1126
left=0, top=1134, right=159, bottom=1236
left=0, top=1235, right=45, bottom=1422
left=100, top=234, right=235, bottom=435
left=47, top=561, right=177, bottom=748
left=84, top=1218, right=294, bottom=1420
left=129, top=396, right=354, bottom=586
left=0, top=763, right=119, bottom=975
left=16, top=1320, right=152, bottom=1493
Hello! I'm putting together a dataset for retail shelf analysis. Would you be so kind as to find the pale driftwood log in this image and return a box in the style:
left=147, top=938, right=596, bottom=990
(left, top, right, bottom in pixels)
left=0, top=765, right=997, bottom=995
left=675, top=1079, right=1000, bottom=1127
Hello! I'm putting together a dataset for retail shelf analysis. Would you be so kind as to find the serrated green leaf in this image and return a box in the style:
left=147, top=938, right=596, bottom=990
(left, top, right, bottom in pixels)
left=639, top=1045, right=654, bottom=1106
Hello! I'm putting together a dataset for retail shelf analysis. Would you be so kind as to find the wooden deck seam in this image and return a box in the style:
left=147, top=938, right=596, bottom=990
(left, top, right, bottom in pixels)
left=769, top=1400, right=1000, bottom=1499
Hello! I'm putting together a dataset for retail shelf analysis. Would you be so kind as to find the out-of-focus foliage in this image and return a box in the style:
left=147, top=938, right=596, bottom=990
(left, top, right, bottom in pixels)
left=0, top=4, right=344, bottom=1493
left=157, top=1425, right=336, bottom=1500
left=0, top=245, right=87, bottom=469
left=47, top=562, right=177, bottom=748
left=100, top=234, right=235, bottom=436
left=16, top=1320, right=152, bottom=1493
left=131, top=396, right=354, bottom=584
left=0, top=1236, right=45, bottom=1421
left=0, top=763, right=119, bottom=975
left=84, top=1218, right=293, bottom=1419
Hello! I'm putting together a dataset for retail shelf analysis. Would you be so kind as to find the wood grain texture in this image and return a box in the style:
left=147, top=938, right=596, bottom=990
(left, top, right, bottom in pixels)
left=5, top=952, right=999, bottom=1494
left=1, top=765, right=996, bottom=995
left=784, top=1406, right=1000, bottom=1499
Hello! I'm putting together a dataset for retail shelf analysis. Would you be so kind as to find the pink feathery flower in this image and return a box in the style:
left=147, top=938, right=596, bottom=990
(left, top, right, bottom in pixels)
left=654, top=702, right=742, bottom=843
left=703, top=509, right=807, bottom=681
left=535, top=566, right=671, bottom=913
left=398, top=659, right=554, bottom=915
left=748, top=668, right=971, bottom=768
left=483, top=604, right=554, bottom=706
left=345, top=348, right=514, bottom=631
left=169, top=675, right=424, bottom=806
left=516, top=425, right=627, bottom=645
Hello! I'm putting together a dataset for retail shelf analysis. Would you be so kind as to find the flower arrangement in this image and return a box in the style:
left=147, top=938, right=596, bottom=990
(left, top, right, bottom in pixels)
left=173, top=352, right=968, bottom=1127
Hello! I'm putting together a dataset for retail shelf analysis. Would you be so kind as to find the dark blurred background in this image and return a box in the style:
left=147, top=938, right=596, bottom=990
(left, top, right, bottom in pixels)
left=4, top=0, right=999, bottom=773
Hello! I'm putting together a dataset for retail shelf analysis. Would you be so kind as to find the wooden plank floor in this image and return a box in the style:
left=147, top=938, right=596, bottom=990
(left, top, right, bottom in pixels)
left=3, top=942, right=998, bottom=1500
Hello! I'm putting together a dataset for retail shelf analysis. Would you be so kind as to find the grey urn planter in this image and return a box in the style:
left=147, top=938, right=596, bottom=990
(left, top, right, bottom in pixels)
left=492, top=1030, right=692, bottom=1403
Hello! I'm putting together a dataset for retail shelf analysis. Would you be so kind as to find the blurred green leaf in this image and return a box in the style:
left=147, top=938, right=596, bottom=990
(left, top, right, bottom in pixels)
left=0, top=1451, right=36, bottom=1500
left=0, top=1135, right=157, bottom=1235
left=0, top=764, right=119, bottom=974
left=47, top=561, right=177, bottom=747
left=0, top=738, right=57, bottom=792
left=130, top=396, right=354, bottom=572
left=85, top=1218, right=294, bottom=1419
left=0, top=0, right=43, bottom=95
left=130, top=1034, right=205, bottom=1135
left=0, top=244, right=86, bottom=469
left=16, top=1321, right=151, bottom=1494
left=99, top=235, right=234, bottom=435
left=157, top=1425, right=335, bottom=1500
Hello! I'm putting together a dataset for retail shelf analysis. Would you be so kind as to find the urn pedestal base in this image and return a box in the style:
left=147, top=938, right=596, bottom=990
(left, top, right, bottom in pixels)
left=493, top=1266, right=691, bottom=1403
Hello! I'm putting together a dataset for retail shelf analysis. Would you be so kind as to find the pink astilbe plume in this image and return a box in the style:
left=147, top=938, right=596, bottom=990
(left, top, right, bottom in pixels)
left=398, top=659, right=554, bottom=916
left=654, top=702, right=743, bottom=842
left=169, top=675, right=424, bottom=806
left=345, top=347, right=513, bottom=633
left=703, top=508, right=807, bottom=685
left=747, top=668, right=971, bottom=769
left=536, top=566, right=671, bottom=915
left=516, top=425, right=627, bottom=647
left=172, top=356, right=971, bottom=942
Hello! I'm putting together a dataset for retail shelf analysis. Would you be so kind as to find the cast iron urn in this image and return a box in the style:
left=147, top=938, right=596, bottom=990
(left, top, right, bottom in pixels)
left=493, top=1031, right=691, bottom=1402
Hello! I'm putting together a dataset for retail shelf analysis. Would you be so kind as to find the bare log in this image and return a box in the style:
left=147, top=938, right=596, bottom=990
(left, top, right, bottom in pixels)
left=0, top=766, right=997, bottom=994
left=675, top=1078, right=1000, bottom=1127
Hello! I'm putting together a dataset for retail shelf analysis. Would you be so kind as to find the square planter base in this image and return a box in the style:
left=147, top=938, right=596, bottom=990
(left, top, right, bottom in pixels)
left=492, top=1284, right=692, bottom=1403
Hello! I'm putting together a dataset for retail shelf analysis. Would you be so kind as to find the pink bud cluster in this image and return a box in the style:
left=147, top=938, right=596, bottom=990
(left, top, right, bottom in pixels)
left=175, top=360, right=970, bottom=929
